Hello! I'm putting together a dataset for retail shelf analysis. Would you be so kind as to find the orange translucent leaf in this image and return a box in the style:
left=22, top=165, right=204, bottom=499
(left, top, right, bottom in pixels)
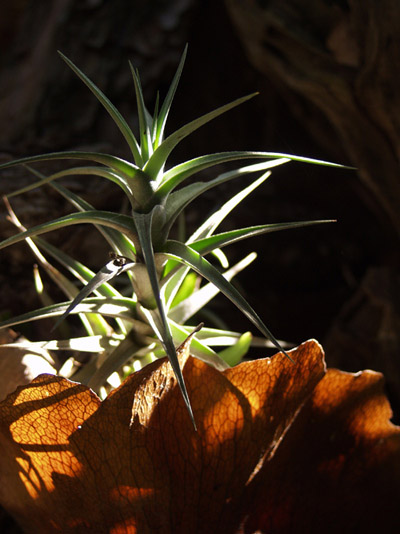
left=0, top=340, right=325, bottom=533
left=243, top=368, right=400, bottom=534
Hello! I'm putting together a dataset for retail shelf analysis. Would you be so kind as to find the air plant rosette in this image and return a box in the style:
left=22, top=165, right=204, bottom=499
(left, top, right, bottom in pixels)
left=0, top=46, right=341, bottom=423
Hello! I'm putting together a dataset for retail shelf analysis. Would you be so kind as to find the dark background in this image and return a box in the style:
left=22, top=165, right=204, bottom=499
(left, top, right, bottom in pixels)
left=0, top=0, right=399, bottom=423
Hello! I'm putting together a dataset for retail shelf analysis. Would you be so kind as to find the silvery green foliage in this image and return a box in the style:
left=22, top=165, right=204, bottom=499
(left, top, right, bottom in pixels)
left=0, top=47, right=341, bottom=425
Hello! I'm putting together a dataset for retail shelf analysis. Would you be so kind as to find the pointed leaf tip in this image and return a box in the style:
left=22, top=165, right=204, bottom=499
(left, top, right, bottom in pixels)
left=133, top=210, right=197, bottom=429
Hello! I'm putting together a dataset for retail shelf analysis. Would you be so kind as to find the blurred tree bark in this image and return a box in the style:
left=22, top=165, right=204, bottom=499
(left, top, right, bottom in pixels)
left=226, top=0, right=400, bottom=244
left=0, top=0, right=195, bottom=150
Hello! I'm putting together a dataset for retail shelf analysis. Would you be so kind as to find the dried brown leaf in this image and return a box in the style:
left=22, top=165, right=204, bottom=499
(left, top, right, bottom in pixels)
left=242, top=368, right=400, bottom=533
left=0, top=340, right=325, bottom=533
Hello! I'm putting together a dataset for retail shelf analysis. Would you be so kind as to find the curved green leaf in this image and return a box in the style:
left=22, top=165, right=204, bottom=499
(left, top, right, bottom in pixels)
left=11, top=166, right=136, bottom=257
left=163, top=159, right=288, bottom=234
left=154, top=45, right=188, bottom=148
left=218, top=331, right=252, bottom=367
left=188, top=170, right=272, bottom=243
left=8, top=165, right=134, bottom=199
left=150, top=92, right=160, bottom=142
left=1, top=335, right=122, bottom=354
left=0, top=297, right=137, bottom=330
left=48, top=180, right=136, bottom=257
left=133, top=208, right=196, bottom=427
left=19, top=227, right=111, bottom=337
left=58, top=52, right=142, bottom=165
left=190, top=220, right=335, bottom=255
left=158, top=149, right=348, bottom=200
left=4, top=197, right=122, bottom=300
left=129, top=64, right=153, bottom=161
left=161, top=264, right=191, bottom=312
left=169, top=252, right=257, bottom=324
left=5, top=195, right=112, bottom=337
left=163, top=240, right=293, bottom=361
left=144, top=93, right=258, bottom=180
left=29, top=236, right=123, bottom=298
left=0, top=150, right=139, bottom=178
left=27, top=234, right=129, bottom=335
left=170, top=271, right=197, bottom=308
left=158, top=153, right=288, bottom=198
left=0, top=210, right=136, bottom=250
left=168, top=321, right=228, bottom=371
left=192, top=326, right=247, bottom=345
left=85, top=334, right=143, bottom=391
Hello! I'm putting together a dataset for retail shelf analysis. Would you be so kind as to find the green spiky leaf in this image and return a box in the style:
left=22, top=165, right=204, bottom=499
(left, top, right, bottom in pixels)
left=0, top=297, right=137, bottom=329
left=129, top=64, right=153, bottom=162
left=218, top=331, right=253, bottom=367
left=0, top=210, right=136, bottom=250
left=0, top=150, right=139, bottom=177
left=154, top=44, right=188, bottom=148
left=163, top=240, right=293, bottom=361
left=169, top=253, right=257, bottom=324
left=133, top=208, right=196, bottom=427
left=190, top=220, right=335, bottom=255
left=144, top=94, right=258, bottom=180
left=163, top=158, right=289, bottom=234
left=58, top=51, right=142, bottom=165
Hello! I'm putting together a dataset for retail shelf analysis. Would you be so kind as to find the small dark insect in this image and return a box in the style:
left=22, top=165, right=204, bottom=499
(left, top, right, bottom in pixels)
left=109, top=252, right=132, bottom=267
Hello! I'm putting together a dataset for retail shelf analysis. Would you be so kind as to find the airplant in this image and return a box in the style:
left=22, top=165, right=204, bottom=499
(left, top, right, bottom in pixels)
left=0, top=46, right=342, bottom=426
